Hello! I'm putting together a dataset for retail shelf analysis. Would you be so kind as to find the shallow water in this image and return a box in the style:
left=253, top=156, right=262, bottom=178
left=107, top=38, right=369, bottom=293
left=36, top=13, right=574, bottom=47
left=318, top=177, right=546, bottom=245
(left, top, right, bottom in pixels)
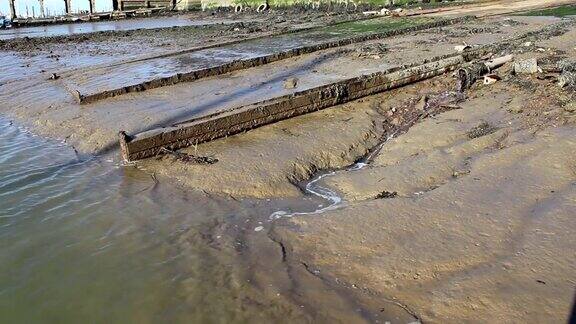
left=0, top=118, right=332, bottom=322
left=0, top=17, right=240, bottom=40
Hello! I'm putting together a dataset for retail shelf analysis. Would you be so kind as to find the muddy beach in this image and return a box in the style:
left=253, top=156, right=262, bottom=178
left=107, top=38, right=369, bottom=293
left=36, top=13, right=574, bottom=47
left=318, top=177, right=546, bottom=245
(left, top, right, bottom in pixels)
left=1, top=0, right=576, bottom=323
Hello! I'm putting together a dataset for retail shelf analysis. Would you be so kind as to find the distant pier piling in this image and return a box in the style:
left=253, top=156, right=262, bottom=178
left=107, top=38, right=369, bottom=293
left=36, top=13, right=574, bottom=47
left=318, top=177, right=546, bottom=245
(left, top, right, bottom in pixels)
left=9, top=0, right=16, bottom=18
left=39, top=0, right=45, bottom=17
left=64, top=0, right=71, bottom=14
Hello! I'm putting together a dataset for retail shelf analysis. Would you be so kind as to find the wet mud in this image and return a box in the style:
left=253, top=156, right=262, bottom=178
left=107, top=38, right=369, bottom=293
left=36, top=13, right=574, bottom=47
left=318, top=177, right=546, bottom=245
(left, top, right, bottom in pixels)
left=2, top=2, right=576, bottom=322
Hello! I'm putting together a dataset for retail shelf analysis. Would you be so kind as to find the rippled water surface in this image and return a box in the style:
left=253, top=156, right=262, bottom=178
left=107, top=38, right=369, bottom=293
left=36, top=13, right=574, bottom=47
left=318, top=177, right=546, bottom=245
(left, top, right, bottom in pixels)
left=0, top=119, right=296, bottom=323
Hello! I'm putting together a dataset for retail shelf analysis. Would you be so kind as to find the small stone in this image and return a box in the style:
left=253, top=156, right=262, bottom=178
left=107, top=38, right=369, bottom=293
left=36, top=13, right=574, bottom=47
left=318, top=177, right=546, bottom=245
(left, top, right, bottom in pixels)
left=454, top=44, right=472, bottom=53
left=483, top=74, right=501, bottom=85
left=564, top=102, right=576, bottom=112
left=514, top=58, right=539, bottom=74
left=416, top=95, right=428, bottom=111
left=283, top=77, right=298, bottom=89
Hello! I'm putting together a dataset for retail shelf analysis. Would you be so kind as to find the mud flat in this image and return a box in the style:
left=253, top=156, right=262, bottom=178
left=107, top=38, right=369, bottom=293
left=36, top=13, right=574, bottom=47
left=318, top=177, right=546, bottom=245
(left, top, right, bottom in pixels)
left=268, top=27, right=576, bottom=323
left=0, top=16, right=563, bottom=157
left=1, top=4, right=576, bottom=322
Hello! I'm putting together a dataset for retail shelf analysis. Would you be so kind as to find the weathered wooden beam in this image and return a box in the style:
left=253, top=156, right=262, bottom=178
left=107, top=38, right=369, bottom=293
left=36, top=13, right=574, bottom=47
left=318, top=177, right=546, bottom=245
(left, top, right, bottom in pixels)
left=120, top=54, right=469, bottom=161
left=89, top=0, right=95, bottom=14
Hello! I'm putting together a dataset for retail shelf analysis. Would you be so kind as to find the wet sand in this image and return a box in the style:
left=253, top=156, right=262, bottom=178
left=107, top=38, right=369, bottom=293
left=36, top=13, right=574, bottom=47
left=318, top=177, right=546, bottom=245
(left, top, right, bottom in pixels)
left=273, top=81, right=576, bottom=322
left=1, top=2, right=576, bottom=322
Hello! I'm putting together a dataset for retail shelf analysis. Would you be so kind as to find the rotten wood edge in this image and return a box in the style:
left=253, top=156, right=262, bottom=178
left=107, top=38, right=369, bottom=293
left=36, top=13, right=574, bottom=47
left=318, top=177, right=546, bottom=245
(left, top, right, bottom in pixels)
left=78, top=16, right=474, bottom=104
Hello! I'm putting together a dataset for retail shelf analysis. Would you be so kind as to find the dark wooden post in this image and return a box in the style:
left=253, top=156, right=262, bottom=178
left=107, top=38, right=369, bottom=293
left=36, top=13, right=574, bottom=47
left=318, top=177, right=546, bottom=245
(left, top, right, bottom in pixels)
left=9, top=0, right=17, bottom=19
left=64, top=0, right=71, bottom=14
left=89, top=0, right=95, bottom=13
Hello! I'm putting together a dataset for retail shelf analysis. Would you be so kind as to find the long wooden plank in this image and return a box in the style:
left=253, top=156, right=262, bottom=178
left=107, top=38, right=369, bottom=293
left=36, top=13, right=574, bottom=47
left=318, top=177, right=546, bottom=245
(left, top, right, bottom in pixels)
left=119, top=53, right=478, bottom=161
left=79, top=16, right=473, bottom=104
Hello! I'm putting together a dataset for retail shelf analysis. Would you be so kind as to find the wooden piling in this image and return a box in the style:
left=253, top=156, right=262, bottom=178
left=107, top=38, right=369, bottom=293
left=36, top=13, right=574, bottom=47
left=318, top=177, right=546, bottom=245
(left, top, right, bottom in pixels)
left=39, top=0, right=45, bottom=17
left=64, top=0, right=71, bottom=14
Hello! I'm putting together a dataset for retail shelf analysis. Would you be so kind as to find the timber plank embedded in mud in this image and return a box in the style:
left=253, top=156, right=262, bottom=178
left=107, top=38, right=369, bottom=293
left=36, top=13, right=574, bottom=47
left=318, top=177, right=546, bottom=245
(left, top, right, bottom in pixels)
left=69, top=16, right=472, bottom=104
left=119, top=54, right=470, bottom=161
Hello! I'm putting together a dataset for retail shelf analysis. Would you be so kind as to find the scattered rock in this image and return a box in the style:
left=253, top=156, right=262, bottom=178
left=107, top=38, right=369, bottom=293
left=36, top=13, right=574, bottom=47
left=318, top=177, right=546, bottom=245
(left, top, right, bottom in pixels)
left=514, top=58, right=540, bottom=74
left=283, top=77, right=298, bottom=89
left=483, top=74, right=501, bottom=85
left=158, top=147, right=218, bottom=165
left=376, top=191, right=397, bottom=199
left=49, top=73, right=60, bottom=80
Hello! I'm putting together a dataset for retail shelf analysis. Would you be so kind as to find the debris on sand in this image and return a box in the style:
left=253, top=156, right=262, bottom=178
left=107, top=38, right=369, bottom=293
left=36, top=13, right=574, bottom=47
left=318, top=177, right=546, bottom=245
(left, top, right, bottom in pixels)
left=558, top=59, right=576, bottom=89
left=283, top=77, right=299, bottom=89
left=467, top=121, right=497, bottom=139
left=375, top=191, right=397, bottom=199
left=158, top=147, right=218, bottom=165
left=456, top=55, right=514, bottom=91
left=363, top=8, right=390, bottom=16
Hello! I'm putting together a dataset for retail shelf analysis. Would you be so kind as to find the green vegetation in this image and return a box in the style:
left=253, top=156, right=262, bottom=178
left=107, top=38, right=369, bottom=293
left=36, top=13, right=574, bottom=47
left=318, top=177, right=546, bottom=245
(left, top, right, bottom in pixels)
left=517, top=5, right=576, bottom=17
